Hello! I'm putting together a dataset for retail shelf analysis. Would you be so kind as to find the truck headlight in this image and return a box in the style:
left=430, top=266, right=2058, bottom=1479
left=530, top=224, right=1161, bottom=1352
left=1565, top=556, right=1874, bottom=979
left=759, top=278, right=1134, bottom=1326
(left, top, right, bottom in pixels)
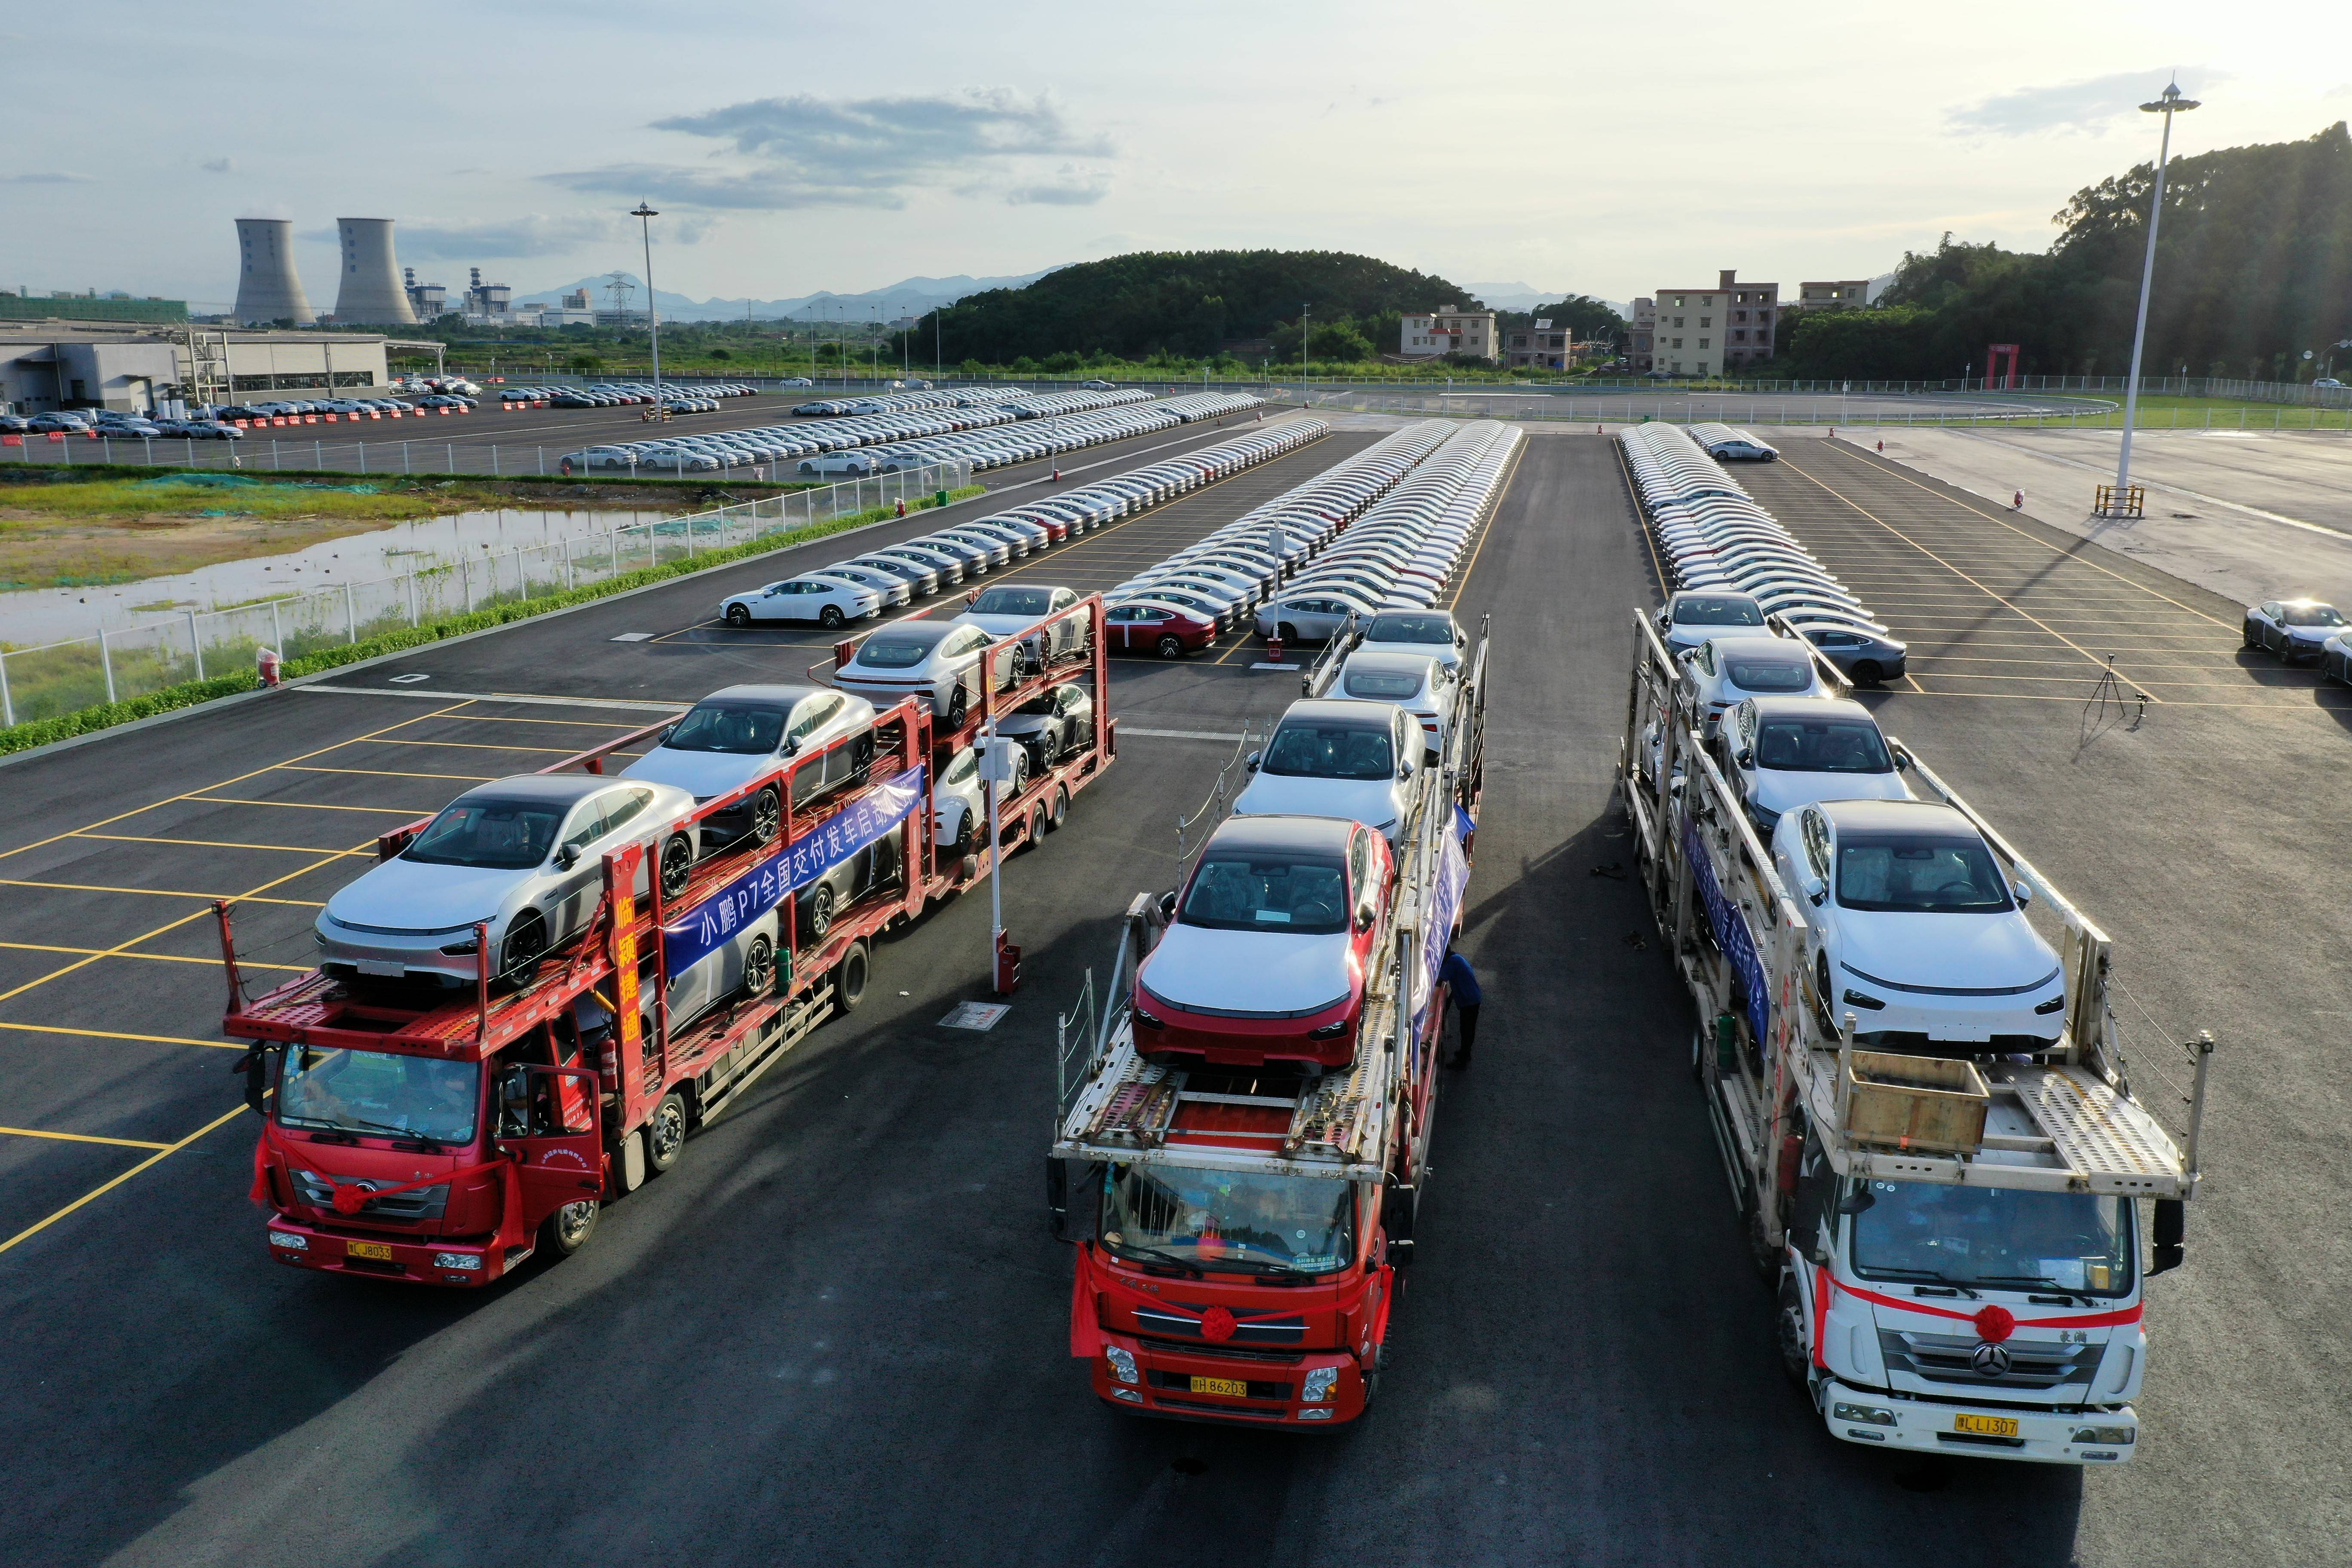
left=1301, top=1366, right=1340, bottom=1403
left=2071, top=1425, right=2135, bottom=1445
left=1103, top=1345, right=1139, bottom=1385
left=1832, top=1401, right=1896, bottom=1427
left=267, top=1231, right=308, bottom=1251
left=433, top=1253, right=483, bottom=1271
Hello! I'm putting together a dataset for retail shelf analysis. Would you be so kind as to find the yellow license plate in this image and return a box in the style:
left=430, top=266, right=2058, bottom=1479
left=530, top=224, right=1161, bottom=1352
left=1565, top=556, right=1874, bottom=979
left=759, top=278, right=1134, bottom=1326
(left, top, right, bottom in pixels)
left=1954, top=1413, right=2019, bottom=1438
left=345, top=1241, right=395, bottom=1262
left=1188, top=1376, right=1249, bottom=1398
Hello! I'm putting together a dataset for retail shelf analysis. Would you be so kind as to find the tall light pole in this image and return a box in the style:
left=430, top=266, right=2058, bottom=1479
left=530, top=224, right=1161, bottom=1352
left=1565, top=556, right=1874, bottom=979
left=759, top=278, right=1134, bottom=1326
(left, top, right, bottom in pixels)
left=2114, top=80, right=2199, bottom=505
left=631, top=202, right=663, bottom=407
left=1300, top=303, right=1310, bottom=389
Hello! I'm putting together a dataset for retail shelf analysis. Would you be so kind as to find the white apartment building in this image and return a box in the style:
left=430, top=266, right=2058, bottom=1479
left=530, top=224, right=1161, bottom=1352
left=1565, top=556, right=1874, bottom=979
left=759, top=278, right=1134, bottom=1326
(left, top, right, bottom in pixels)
left=1650, top=270, right=1779, bottom=376
left=1400, top=308, right=1497, bottom=360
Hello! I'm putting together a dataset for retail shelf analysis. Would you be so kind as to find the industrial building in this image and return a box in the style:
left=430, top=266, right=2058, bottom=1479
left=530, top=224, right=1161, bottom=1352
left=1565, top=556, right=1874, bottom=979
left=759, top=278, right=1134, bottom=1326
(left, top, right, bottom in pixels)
left=334, top=219, right=419, bottom=325
left=233, top=218, right=318, bottom=326
left=0, top=321, right=392, bottom=414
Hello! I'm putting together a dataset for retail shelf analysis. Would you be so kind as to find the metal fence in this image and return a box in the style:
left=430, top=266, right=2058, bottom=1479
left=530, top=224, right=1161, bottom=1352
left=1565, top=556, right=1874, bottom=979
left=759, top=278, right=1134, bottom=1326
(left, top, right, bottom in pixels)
left=0, top=459, right=971, bottom=729
left=1291, top=388, right=2352, bottom=432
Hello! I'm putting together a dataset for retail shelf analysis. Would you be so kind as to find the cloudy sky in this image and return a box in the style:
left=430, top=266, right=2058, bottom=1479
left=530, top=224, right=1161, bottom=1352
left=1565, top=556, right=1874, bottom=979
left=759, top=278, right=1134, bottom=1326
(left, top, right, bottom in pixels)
left=2, top=0, right=2344, bottom=311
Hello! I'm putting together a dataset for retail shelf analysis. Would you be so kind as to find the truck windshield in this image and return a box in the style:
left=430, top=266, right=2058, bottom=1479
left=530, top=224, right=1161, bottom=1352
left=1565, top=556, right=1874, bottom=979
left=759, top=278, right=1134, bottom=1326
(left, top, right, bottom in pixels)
left=277, top=1047, right=480, bottom=1145
left=1102, top=1164, right=1356, bottom=1276
left=1848, top=1179, right=2134, bottom=1297
left=1836, top=835, right=2011, bottom=913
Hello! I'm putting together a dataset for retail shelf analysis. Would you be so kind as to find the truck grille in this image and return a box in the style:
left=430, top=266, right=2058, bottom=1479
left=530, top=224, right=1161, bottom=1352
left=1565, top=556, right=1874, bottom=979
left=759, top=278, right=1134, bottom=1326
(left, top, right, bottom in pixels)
left=1133, top=1307, right=1306, bottom=1347
left=1135, top=1335, right=1302, bottom=1365
left=291, top=1170, right=448, bottom=1223
left=1878, top=1329, right=2103, bottom=1391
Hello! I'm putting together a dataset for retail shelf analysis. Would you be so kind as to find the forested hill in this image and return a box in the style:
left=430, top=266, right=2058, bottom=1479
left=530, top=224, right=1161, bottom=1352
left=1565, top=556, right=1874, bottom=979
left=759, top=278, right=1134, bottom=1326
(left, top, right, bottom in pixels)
left=1782, top=122, right=2352, bottom=381
left=923, top=250, right=1481, bottom=363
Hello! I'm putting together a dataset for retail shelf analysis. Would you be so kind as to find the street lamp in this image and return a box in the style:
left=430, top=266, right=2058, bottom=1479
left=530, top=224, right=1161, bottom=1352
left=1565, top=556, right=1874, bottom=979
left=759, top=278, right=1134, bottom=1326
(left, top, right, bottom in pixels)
left=631, top=202, right=663, bottom=411
left=1300, top=303, right=1310, bottom=389
left=2113, top=80, right=2199, bottom=506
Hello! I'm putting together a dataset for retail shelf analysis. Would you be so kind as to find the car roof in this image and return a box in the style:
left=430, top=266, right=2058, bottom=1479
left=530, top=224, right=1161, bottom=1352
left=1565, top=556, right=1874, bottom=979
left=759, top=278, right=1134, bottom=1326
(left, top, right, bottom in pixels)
left=1701, top=635, right=1806, bottom=659
left=1814, top=798, right=1974, bottom=836
left=457, top=773, right=611, bottom=805
left=694, top=683, right=825, bottom=709
left=1743, top=695, right=1876, bottom=723
left=1203, top=812, right=1357, bottom=855
left=1276, top=698, right=1400, bottom=731
left=861, top=620, right=952, bottom=647
left=1342, top=649, right=1438, bottom=677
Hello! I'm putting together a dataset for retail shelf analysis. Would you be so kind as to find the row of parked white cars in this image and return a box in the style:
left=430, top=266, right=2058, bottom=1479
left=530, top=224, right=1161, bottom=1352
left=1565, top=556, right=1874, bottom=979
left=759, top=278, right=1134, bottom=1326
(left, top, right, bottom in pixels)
left=1622, top=423, right=1910, bottom=687
left=861, top=392, right=1262, bottom=475
left=793, top=387, right=1024, bottom=417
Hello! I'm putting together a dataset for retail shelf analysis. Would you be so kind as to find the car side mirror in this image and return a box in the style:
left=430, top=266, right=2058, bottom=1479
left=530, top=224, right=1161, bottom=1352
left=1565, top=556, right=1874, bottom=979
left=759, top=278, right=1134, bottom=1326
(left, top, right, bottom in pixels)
left=782, top=736, right=800, bottom=755
left=1801, top=873, right=1827, bottom=906
left=1398, top=761, right=1413, bottom=780
left=555, top=843, right=582, bottom=870
left=1891, top=745, right=1912, bottom=772
left=1245, top=751, right=1261, bottom=772
left=1734, top=749, right=1754, bottom=771
left=2012, top=881, right=2033, bottom=907
left=1355, top=905, right=1375, bottom=932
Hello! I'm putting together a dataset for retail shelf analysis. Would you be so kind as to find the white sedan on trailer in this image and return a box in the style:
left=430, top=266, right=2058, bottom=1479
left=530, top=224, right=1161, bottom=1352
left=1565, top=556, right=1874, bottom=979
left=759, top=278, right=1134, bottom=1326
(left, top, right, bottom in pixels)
left=1331, top=650, right=1455, bottom=761
left=720, top=575, right=883, bottom=630
left=1770, top=798, right=2066, bottom=1050
left=1717, top=696, right=1911, bottom=835
left=1676, top=634, right=1825, bottom=737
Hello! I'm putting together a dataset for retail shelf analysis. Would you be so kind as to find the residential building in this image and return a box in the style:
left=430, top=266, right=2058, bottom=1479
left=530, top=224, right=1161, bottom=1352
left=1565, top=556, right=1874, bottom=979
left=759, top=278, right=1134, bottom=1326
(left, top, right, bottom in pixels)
left=1504, top=320, right=1574, bottom=370
left=1649, top=270, right=1777, bottom=376
left=1627, top=298, right=1656, bottom=372
left=1796, top=280, right=1871, bottom=309
left=1400, top=307, right=1497, bottom=361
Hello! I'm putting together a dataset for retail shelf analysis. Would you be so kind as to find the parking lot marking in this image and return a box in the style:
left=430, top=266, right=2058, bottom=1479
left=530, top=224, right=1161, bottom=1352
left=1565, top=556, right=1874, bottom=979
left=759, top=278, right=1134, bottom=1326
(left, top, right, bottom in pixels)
left=302, top=684, right=689, bottom=713
left=0, top=879, right=323, bottom=906
left=181, top=796, right=434, bottom=815
left=0, top=1021, right=239, bottom=1049
left=0, top=1102, right=253, bottom=1260
left=277, top=765, right=499, bottom=784
left=0, top=1125, right=173, bottom=1151
left=0, top=940, right=307, bottom=972
left=372, top=738, right=625, bottom=756
left=68, top=833, right=375, bottom=858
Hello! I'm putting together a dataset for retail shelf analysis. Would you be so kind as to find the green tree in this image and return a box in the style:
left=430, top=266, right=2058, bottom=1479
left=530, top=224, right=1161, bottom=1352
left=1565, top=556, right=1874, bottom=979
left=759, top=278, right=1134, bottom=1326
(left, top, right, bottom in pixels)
left=568, top=352, right=604, bottom=371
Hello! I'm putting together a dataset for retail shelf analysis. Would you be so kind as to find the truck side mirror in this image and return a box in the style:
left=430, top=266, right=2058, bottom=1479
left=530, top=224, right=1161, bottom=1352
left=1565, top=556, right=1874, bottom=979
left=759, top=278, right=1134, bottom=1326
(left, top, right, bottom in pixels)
left=231, top=1047, right=272, bottom=1115
left=1837, top=1184, right=1877, bottom=1216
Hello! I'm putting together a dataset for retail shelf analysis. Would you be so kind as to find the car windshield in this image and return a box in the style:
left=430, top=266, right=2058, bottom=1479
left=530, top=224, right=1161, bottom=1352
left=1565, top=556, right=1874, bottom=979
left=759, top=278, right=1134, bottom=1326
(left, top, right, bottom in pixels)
left=1262, top=722, right=1394, bottom=780
left=1848, top=1179, right=2133, bottom=1297
left=1836, top=833, right=2012, bottom=913
left=1674, top=596, right=1764, bottom=627
left=1366, top=613, right=1453, bottom=645
left=1101, top=1164, right=1356, bottom=1276
left=971, top=587, right=1053, bottom=616
left=663, top=703, right=785, bottom=754
left=1179, top=852, right=1349, bottom=933
left=856, top=635, right=939, bottom=669
left=2283, top=604, right=2346, bottom=627
left=1344, top=668, right=1424, bottom=700
left=1754, top=719, right=1892, bottom=773
left=1726, top=658, right=1813, bottom=693
left=403, top=798, right=562, bottom=869
left=277, top=1047, right=480, bottom=1145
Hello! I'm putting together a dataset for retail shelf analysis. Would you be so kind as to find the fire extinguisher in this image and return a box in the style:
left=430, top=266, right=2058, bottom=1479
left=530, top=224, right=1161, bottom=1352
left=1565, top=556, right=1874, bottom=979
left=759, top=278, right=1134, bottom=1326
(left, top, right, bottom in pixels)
left=257, top=646, right=282, bottom=688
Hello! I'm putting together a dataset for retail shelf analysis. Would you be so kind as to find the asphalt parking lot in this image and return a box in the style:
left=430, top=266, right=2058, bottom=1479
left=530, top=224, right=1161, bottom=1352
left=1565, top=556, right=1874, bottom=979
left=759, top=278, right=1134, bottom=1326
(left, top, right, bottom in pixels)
left=0, top=431, right=2341, bottom=1566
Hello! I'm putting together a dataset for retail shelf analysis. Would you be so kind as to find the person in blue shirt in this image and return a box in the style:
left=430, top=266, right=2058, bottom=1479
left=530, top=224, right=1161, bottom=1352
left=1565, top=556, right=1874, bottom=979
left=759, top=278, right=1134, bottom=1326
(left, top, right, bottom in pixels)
left=1439, top=947, right=1481, bottom=1069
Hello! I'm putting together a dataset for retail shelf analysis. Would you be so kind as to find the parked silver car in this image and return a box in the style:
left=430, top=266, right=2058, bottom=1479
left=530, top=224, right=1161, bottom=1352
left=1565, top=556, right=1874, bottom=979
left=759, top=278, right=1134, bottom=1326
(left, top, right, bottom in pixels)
left=622, top=685, right=877, bottom=848
left=315, top=775, right=700, bottom=988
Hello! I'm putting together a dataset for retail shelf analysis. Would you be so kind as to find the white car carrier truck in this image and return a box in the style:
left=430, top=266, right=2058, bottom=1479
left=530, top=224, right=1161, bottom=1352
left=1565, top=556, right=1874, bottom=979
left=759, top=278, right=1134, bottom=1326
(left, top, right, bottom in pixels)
left=1620, top=610, right=2214, bottom=1464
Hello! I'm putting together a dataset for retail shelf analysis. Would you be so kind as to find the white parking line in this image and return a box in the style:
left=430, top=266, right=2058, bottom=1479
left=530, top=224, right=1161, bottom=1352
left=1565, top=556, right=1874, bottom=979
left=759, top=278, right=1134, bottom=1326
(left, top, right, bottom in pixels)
left=1122, top=727, right=1246, bottom=742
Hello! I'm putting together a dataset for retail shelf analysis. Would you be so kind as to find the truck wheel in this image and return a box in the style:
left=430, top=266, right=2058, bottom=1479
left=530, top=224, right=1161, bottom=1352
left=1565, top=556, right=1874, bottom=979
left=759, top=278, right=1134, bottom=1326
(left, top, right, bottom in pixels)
left=542, top=1198, right=600, bottom=1257
left=832, top=939, right=870, bottom=1014
left=750, top=785, right=781, bottom=846
left=1045, top=785, right=1069, bottom=832
left=660, top=833, right=695, bottom=902
left=1023, top=802, right=1047, bottom=851
left=644, top=1091, right=687, bottom=1174
left=1775, top=1276, right=1812, bottom=1389
left=1690, top=1026, right=1706, bottom=1082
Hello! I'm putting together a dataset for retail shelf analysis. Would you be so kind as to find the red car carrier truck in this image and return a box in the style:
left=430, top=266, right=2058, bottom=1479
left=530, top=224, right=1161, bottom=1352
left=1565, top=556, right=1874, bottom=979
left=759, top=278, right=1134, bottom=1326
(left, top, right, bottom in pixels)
left=1620, top=609, right=2214, bottom=1464
left=1050, top=627, right=1488, bottom=1427
left=222, top=597, right=1117, bottom=1286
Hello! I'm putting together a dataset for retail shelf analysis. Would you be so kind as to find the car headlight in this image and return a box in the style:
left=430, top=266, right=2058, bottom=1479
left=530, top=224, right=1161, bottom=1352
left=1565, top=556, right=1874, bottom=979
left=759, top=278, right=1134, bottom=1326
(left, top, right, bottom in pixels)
left=1103, top=1345, right=1139, bottom=1385
left=1132, top=1008, right=1164, bottom=1031
left=1301, top=1366, right=1341, bottom=1403
left=267, top=1231, right=309, bottom=1251
left=1841, top=989, right=1886, bottom=1011
left=2072, top=1424, right=2136, bottom=1445
left=433, top=1253, right=483, bottom=1271
left=1307, top=1019, right=1351, bottom=1040
left=439, top=938, right=480, bottom=956
left=2034, top=995, right=2066, bottom=1014
left=1833, top=1401, right=1896, bottom=1426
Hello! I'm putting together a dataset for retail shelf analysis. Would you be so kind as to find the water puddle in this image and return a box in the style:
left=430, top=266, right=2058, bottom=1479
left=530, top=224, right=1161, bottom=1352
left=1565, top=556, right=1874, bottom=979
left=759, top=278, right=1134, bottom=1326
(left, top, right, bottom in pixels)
left=2, top=506, right=671, bottom=645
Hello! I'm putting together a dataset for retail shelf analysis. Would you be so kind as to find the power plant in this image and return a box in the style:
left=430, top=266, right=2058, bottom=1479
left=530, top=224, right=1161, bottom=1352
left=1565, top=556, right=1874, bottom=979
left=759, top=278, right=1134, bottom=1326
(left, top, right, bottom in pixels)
left=232, top=217, right=317, bottom=326
left=333, top=217, right=418, bottom=325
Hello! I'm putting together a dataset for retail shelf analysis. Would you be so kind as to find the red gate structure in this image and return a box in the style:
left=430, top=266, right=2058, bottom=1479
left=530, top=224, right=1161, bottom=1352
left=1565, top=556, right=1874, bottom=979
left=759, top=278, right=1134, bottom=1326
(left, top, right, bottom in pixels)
left=1984, top=343, right=2020, bottom=391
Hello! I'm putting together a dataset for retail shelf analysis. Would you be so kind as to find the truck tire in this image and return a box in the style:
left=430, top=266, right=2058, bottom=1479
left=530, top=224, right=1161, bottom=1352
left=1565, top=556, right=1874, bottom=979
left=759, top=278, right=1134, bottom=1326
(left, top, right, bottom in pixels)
left=542, top=1197, right=600, bottom=1258
left=644, top=1091, right=687, bottom=1174
left=832, top=939, right=870, bottom=1014
left=1023, top=801, right=1047, bottom=851
left=1045, top=784, right=1069, bottom=832
left=1775, top=1275, right=1812, bottom=1388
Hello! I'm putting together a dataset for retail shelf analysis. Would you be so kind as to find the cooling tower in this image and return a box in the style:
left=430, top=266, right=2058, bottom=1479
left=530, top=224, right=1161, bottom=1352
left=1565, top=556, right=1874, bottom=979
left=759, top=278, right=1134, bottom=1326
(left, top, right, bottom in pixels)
left=233, top=217, right=316, bottom=326
left=333, top=218, right=418, bottom=325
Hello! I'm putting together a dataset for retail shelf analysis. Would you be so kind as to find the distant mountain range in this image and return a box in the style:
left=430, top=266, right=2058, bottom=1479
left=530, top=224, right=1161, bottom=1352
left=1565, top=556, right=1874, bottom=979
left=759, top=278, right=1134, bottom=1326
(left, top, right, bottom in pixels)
left=515, top=269, right=1066, bottom=322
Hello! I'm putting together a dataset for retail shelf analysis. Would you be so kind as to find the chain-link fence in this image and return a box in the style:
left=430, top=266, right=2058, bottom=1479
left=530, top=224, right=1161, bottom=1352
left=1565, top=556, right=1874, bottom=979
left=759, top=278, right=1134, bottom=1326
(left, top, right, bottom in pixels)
left=0, top=459, right=970, bottom=728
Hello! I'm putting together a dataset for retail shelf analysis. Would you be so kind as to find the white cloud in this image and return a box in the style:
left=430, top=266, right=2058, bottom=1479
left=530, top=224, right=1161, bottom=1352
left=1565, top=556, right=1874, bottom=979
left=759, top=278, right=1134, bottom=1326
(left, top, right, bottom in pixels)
left=1948, top=70, right=2230, bottom=136
left=5, top=172, right=95, bottom=184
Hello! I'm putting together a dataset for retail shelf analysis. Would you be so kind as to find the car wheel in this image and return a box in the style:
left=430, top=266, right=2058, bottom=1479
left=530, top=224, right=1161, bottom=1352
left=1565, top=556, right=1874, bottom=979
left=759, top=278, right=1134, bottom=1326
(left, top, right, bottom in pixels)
left=1775, top=1276, right=1812, bottom=1389
left=725, top=604, right=752, bottom=629
left=2242, top=620, right=2260, bottom=649
left=1156, top=634, right=1184, bottom=660
left=832, top=939, right=870, bottom=1014
left=748, top=784, right=782, bottom=847
left=1815, top=951, right=1837, bottom=1030
left=805, top=881, right=836, bottom=942
left=658, top=833, right=694, bottom=903
left=1278, top=622, right=1298, bottom=643
left=497, top=910, right=549, bottom=988
left=945, top=686, right=968, bottom=730
left=949, top=809, right=974, bottom=859
left=743, top=933, right=776, bottom=998
left=1045, top=785, right=1069, bottom=832
left=542, top=1197, right=601, bottom=1257
left=644, top=1091, right=687, bottom=1174
left=820, top=604, right=845, bottom=630
left=1850, top=659, right=1882, bottom=686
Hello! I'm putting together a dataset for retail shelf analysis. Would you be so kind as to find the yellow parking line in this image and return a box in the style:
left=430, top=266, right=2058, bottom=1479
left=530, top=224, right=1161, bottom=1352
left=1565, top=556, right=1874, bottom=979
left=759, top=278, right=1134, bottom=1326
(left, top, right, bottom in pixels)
left=70, top=833, right=373, bottom=857
left=419, top=713, right=650, bottom=728
left=0, top=1125, right=172, bottom=1151
left=0, top=879, right=323, bottom=906
left=276, top=765, right=496, bottom=783
left=367, top=738, right=616, bottom=755
left=183, top=797, right=430, bottom=815
left=0, top=940, right=308, bottom=971
left=0, top=1021, right=239, bottom=1048
left=0, top=1102, right=253, bottom=1258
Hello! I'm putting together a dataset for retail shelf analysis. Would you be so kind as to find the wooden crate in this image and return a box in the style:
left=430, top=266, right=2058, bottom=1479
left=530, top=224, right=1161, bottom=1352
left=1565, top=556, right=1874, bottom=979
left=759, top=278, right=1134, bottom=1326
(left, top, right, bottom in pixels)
left=1845, top=1051, right=1989, bottom=1153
